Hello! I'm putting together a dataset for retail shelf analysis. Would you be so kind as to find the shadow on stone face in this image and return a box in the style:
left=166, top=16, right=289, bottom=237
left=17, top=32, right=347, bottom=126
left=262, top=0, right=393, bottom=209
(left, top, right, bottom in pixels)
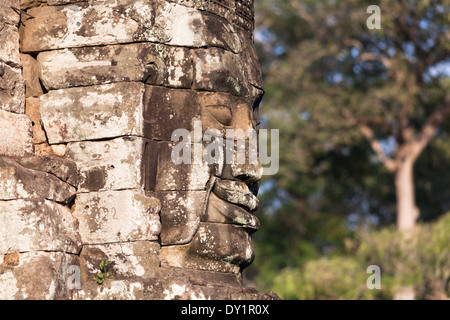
left=0, top=0, right=280, bottom=300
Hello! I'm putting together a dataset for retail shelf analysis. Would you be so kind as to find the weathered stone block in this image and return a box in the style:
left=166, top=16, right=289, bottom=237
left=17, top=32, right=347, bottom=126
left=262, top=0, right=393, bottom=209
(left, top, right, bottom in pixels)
left=47, top=0, right=85, bottom=5
left=0, top=109, right=33, bottom=156
left=21, top=54, right=43, bottom=98
left=154, top=141, right=212, bottom=191
left=37, top=43, right=193, bottom=90
left=20, top=1, right=241, bottom=53
left=73, top=279, right=149, bottom=300
left=163, top=46, right=194, bottom=88
left=14, top=155, right=78, bottom=187
left=154, top=191, right=208, bottom=245
left=1, top=252, right=277, bottom=300
left=0, top=62, right=26, bottom=114
left=143, top=86, right=201, bottom=141
left=20, top=0, right=44, bottom=10
left=1, top=1, right=21, bottom=26
left=79, top=241, right=160, bottom=283
left=72, top=273, right=200, bottom=300
left=144, top=140, right=212, bottom=192
left=0, top=24, right=21, bottom=68
left=73, top=190, right=161, bottom=245
left=0, top=251, right=79, bottom=299
left=237, top=29, right=263, bottom=89
left=40, top=82, right=145, bottom=144
left=156, top=276, right=208, bottom=300
left=25, top=97, right=46, bottom=144
left=193, top=47, right=248, bottom=96
left=37, top=45, right=144, bottom=90
left=162, top=0, right=256, bottom=40
left=20, top=0, right=154, bottom=52
left=0, top=157, right=77, bottom=203
left=0, top=199, right=82, bottom=255
left=34, top=143, right=55, bottom=157
left=33, top=143, right=67, bottom=157
left=51, top=144, right=67, bottom=156
left=66, top=137, right=145, bottom=192
left=158, top=1, right=241, bottom=52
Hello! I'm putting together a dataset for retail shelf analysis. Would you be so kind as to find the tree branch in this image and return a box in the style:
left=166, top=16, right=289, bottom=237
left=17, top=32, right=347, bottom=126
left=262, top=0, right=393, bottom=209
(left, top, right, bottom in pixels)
left=411, top=96, right=450, bottom=160
left=342, top=109, right=397, bottom=172
left=358, top=116, right=395, bottom=136
left=358, top=52, right=393, bottom=71
left=398, top=102, right=414, bottom=144
left=359, top=124, right=397, bottom=172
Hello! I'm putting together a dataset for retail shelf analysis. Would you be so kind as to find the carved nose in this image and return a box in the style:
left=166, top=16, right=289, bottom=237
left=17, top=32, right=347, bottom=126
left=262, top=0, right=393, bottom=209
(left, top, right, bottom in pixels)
left=220, top=136, right=263, bottom=185
left=230, top=161, right=263, bottom=183
left=220, top=159, right=263, bottom=185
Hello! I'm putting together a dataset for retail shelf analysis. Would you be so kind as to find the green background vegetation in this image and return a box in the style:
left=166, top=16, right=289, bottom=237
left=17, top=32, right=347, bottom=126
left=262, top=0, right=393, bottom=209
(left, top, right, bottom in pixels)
left=246, top=0, right=450, bottom=299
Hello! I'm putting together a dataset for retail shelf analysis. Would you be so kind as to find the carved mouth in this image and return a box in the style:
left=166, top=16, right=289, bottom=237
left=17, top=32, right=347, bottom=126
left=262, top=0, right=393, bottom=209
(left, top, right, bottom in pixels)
left=207, top=179, right=260, bottom=230
left=212, top=179, right=259, bottom=212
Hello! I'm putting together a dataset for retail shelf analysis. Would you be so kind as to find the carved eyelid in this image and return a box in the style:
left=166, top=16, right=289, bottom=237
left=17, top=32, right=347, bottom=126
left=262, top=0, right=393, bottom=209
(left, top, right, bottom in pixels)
left=206, top=105, right=233, bottom=126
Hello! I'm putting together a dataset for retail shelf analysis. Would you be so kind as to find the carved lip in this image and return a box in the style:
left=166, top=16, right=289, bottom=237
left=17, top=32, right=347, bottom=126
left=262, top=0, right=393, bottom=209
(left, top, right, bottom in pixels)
left=208, top=178, right=260, bottom=230
left=212, top=179, right=259, bottom=212
left=207, top=193, right=260, bottom=230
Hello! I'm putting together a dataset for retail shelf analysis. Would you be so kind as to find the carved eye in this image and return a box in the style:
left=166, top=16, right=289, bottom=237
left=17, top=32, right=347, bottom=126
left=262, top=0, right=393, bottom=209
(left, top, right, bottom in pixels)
left=207, top=105, right=233, bottom=126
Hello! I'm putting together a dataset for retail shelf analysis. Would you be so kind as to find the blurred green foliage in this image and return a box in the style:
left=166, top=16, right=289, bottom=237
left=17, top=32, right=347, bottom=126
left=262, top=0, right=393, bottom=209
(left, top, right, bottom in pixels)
left=247, top=0, right=450, bottom=299
left=253, top=212, right=450, bottom=300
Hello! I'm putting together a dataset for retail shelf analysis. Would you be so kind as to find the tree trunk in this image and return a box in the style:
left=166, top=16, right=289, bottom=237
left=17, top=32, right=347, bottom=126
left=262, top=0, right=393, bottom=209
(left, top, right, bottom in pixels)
left=394, top=157, right=419, bottom=299
left=395, top=158, right=419, bottom=231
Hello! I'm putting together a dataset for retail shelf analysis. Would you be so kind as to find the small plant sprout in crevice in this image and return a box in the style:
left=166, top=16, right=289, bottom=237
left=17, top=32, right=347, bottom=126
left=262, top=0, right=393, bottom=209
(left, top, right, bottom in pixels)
left=94, top=259, right=114, bottom=285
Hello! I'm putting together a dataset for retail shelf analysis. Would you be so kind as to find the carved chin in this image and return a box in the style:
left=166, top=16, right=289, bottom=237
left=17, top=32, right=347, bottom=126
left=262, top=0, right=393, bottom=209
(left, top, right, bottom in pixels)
left=179, top=178, right=260, bottom=272
left=160, top=178, right=260, bottom=274
left=162, top=222, right=255, bottom=274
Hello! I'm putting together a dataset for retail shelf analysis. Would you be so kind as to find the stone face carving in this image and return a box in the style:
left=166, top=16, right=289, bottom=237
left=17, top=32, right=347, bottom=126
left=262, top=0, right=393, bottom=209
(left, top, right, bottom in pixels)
left=0, top=0, right=278, bottom=300
left=150, top=76, right=264, bottom=274
left=133, top=1, right=265, bottom=274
